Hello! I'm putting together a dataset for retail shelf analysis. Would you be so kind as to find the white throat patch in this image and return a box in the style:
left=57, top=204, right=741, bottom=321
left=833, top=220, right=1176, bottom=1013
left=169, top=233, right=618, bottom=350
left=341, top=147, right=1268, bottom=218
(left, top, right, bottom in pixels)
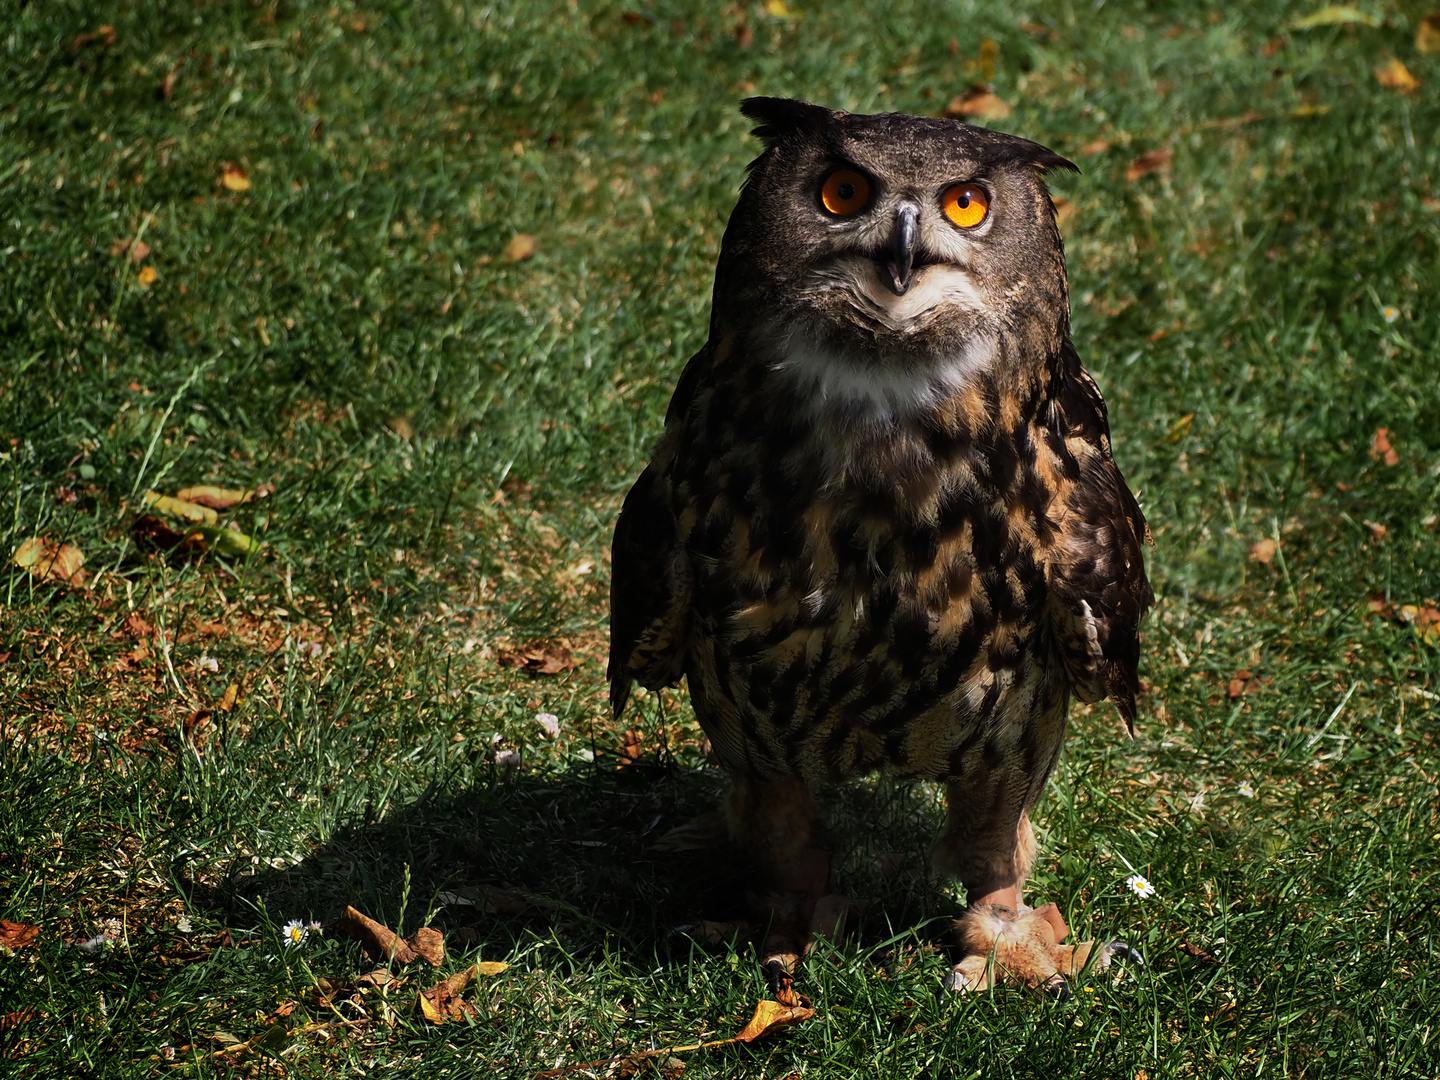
left=771, top=331, right=997, bottom=425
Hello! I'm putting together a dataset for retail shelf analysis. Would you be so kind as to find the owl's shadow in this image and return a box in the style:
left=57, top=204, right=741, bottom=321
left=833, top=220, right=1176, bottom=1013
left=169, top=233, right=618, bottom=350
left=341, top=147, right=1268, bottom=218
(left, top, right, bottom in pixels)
left=213, top=757, right=961, bottom=969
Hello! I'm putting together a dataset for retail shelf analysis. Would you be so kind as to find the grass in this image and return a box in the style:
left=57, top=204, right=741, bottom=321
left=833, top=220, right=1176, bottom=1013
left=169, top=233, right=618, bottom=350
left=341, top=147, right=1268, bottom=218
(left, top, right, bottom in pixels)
left=1, top=0, right=1438, bottom=1075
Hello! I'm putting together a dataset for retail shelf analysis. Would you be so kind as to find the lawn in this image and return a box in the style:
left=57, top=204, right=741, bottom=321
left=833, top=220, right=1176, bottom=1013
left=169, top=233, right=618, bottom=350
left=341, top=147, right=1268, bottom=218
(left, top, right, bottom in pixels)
left=2, top=0, right=1438, bottom=1076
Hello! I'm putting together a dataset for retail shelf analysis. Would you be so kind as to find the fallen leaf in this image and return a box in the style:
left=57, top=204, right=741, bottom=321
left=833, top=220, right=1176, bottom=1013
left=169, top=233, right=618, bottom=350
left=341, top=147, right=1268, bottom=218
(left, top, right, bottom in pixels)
left=176, top=484, right=269, bottom=509
left=159, top=68, right=178, bottom=100
left=220, top=164, right=251, bottom=192
left=12, top=537, right=86, bottom=587
left=1079, top=138, right=1111, bottom=155
left=218, top=683, right=239, bottom=712
left=417, top=964, right=479, bottom=1023
left=732, top=998, right=816, bottom=1043
left=944, top=87, right=1011, bottom=122
left=131, top=515, right=208, bottom=556
left=1166, top=413, right=1194, bottom=442
left=1289, top=6, right=1380, bottom=29
left=734, top=22, right=754, bottom=47
left=1419, top=13, right=1440, bottom=54
left=71, top=25, right=117, bottom=52
left=1364, top=520, right=1388, bottom=542
left=762, top=0, right=792, bottom=16
left=357, top=968, right=406, bottom=989
left=0, top=1007, right=35, bottom=1032
left=1126, top=148, right=1173, bottom=181
left=110, top=238, right=151, bottom=263
left=477, top=960, right=510, bottom=976
left=183, top=708, right=211, bottom=745
left=1374, top=57, right=1420, bottom=94
left=1179, top=941, right=1220, bottom=965
left=1227, top=671, right=1266, bottom=699
left=618, top=729, right=643, bottom=767
left=1369, top=427, right=1400, bottom=466
left=503, top=234, right=537, bottom=262
left=142, top=491, right=219, bottom=525
left=137, top=266, right=158, bottom=286
left=496, top=644, right=577, bottom=674
left=1260, top=37, right=1288, bottom=57
left=0, top=921, right=40, bottom=949
left=388, top=416, right=415, bottom=440
left=334, top=906, right=444, bottom=966
left=1249, top=538, right=1277, bottom=564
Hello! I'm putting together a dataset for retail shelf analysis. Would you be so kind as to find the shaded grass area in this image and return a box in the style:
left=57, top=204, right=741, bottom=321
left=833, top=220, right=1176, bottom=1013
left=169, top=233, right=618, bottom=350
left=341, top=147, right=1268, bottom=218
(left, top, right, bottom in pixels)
left=2, top=0, right=1438, bottom=1075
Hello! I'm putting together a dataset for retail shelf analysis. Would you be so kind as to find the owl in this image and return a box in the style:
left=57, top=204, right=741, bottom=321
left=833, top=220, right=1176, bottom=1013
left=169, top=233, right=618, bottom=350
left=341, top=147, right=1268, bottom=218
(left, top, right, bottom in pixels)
left=608, top=98, right=1152, bottom=994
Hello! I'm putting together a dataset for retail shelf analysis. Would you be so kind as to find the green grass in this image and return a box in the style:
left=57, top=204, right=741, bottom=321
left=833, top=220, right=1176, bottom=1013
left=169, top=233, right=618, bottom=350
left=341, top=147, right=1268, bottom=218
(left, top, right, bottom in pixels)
left=2, top=0, right=1438, bottom=1075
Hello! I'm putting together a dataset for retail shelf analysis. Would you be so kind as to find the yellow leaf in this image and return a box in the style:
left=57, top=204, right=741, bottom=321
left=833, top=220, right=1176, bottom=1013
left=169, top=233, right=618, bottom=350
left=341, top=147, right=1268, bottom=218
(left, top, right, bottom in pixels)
left=1289, top=6, right=1380, bottom=29
left=762, top=0, right=792, bottom=15
left=1166, top=414, right=1194, bottom=442
left=1374, top=57, right=1420, bottom=93
left=503, top=234, right=537, bottom=262
left=1418, top=13, right=1440, bottom=55
left=141, top=491, right=219, bottom=525
left=12, top=537, right=87, bottom=586
left=731, top=998, right=815, bottom=1043
left=175, top=485, right=264, bottom=509
left=137, top=265, right=158, bottom=286
left=477, top=961, right=509, bottom=976
left=218, top=684, right=240, bottom=712
left=221, top=165, right=251, bottom=192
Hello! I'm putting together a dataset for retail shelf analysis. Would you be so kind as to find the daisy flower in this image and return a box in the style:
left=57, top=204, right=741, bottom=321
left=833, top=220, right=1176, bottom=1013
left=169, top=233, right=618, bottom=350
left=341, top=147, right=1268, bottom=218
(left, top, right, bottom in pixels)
left=281, top=920, right=309, bottom=948
left=1238, top=782, right=1256, bottom=798
left=308, top=920, right=323, bottom=934
left=1381, top=306, right=1400, bottom=323
left=1125, top=874, right=1157, bottom=899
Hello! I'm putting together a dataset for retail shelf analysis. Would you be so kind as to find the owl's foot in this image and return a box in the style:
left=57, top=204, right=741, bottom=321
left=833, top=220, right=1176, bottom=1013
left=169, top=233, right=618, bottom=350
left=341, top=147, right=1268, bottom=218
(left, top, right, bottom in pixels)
left=943, top=902, right=1143, bottom=997
left=755, top=847, right=867, bottom=986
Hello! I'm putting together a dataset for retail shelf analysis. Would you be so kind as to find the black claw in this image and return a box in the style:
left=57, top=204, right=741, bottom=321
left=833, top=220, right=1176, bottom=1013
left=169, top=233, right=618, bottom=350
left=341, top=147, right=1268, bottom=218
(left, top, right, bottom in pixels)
left=1105, top=940, right=1145, bottom=968
left=1049, top=977, right=1072, bottom=1003
left=762, top=958, right=789, bottom=992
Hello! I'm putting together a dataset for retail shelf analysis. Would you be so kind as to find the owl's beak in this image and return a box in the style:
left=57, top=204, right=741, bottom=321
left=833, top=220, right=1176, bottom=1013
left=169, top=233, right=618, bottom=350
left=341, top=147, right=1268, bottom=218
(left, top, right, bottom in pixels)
left=885, top=204, right=920, bottom=296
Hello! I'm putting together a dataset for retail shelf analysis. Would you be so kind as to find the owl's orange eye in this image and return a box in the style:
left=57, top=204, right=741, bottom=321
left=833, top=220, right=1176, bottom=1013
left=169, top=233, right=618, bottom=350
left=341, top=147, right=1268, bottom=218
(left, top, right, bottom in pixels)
left=942, top=184, right=990, bottom=229
left=820, top=169, right=871, bottom=216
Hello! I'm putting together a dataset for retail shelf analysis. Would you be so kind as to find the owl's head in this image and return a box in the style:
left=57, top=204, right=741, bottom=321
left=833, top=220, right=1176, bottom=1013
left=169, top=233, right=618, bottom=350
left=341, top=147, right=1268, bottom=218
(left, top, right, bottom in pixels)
left=715, top=98, right=1077, bottom=406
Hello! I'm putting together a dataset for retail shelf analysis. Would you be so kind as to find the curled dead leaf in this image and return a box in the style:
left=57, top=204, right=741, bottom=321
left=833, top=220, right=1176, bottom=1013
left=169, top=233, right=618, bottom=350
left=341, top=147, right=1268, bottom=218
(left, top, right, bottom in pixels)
left=1126, top=148, right=1173, bottom=182
left=417, top=964, right=481, bottom=1023
left=0, top=921, right=41, bottom=949
left=1289, top=6, right=1380, bottom=29
left=617, top=729, right=643, bottom=767
left=176, top=484, right=270, bottom=509
left=218, top=683, right=240, bottom=712
left=503, top=233, right=537, bottom=262
left=731, top=998, right=816, bottom=1043
left=71, top=25, right=117, bottom=52
left=1374, top=57, right=1420, bottom=94
left=334, top=906, right=444, bottom=966
left=944, top=87, right=1011, bottom=121
left=142, top=490, right=219, bottom=525
left=496, top=643, right=577, bottom=674
left=1227, top=670, right=1266, bottom=699
left=13, top=537, right=87, bottom=587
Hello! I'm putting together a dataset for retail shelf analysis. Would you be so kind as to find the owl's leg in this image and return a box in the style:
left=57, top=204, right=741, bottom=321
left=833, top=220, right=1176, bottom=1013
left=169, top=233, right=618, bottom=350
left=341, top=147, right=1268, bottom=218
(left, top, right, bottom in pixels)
left=725, top=774, right=859, bottom=987
left=937, top=786, right=1141, bottom=995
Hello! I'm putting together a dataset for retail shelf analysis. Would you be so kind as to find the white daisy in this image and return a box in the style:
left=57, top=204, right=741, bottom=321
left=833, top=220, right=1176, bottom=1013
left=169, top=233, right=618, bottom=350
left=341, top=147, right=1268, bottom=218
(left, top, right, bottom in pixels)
left=1381, top=306, right=1400, bottom=323
left=1125, top=874, right=1157, bottom=899
left=281, top=920, right=308, bottom=947
left=1238, top=782, right=1255, bottom=798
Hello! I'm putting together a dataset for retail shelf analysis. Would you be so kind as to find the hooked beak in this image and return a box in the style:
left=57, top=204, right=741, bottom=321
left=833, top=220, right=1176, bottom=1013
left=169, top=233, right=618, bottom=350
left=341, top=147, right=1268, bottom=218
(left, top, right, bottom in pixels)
left=884, top=204, right=919, bottom=296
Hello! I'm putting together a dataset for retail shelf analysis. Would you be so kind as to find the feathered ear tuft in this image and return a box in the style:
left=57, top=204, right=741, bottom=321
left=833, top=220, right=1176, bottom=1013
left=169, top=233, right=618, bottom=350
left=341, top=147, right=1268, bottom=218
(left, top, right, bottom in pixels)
left=1033, top=149, right=1080, bottom=176
left=739, top=97, right=835, bottom=147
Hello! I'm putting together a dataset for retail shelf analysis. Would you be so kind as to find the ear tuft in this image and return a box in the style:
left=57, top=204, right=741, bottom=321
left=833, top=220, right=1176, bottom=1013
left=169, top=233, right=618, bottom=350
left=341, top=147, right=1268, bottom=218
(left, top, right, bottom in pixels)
left=1034, top=150, right=1080, bottom=176
left=739, top=97, right=834, bottom=147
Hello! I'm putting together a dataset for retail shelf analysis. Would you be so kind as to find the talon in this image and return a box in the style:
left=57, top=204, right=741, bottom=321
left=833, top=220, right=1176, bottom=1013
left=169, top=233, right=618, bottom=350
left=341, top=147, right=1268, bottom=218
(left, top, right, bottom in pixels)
left=1104, top=940, right=1145, bottom=969
left=941, top=969, right=968, bottom=995
left=1045, top=975, right=1071, bottom=1003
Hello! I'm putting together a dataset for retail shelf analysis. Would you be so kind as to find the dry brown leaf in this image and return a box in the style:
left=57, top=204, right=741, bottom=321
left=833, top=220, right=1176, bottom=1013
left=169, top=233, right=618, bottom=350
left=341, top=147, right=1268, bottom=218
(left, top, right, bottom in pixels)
left=160, top=68, right=178, bottom=100
left=356, top=968, right=405, bottom=989
left=12, top=537, right=87, bottom=587
left=183, top=708, right=211, bottom=745
left=1079, top=138, right=1111, bottom=155
left=176, top=485, right=268, bottom=509
left=732, top=998, right=816, bottom=1042
left=1179, top=941, right=1220, bottom=965
left=0, top=921, right=40, bottom=949
left=334, top=906, right=443, bottom=966
left=1374, top=57, right=1420, bottom=94
left=1249, top=538, right=1277, bottom=564
left=220, top=164, right=251, bottom=192
left=1418, top=14, right=1440, bottom=54
left=618, top=729, right=643, bottom=767
left=130, top=515, right=208, bottom=557
left=1126, top=148, right=1173, bottom=181
left=496, top=644, right=577, bottom=674
left=71, top=25, right=116, bottom=52
left=1227, top=671, right=1266, bottom=699
left=1369, top=427, right=1400, bottom=466
left=1365, top=520, right=1388, bottom=542
left=944, top=87, right=1011, bottom=121
left=503, top=234, right=537, bottom=262
left=417, top=964, right=478, bottom=1024
left=110, top=238, right=151, bottom=263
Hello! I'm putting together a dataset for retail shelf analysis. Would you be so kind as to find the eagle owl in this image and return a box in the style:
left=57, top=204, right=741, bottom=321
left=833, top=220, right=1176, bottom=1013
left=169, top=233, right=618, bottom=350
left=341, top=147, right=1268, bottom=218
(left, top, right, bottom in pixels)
left=609, top=98, right=1152, bottom=993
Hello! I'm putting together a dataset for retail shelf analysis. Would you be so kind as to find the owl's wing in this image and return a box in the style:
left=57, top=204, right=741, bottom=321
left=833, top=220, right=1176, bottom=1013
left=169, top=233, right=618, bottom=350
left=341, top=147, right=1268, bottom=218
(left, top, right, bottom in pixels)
left=607, top=353, right=708, bottom=720
left=1046, top=356, right=1154, bottom=734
